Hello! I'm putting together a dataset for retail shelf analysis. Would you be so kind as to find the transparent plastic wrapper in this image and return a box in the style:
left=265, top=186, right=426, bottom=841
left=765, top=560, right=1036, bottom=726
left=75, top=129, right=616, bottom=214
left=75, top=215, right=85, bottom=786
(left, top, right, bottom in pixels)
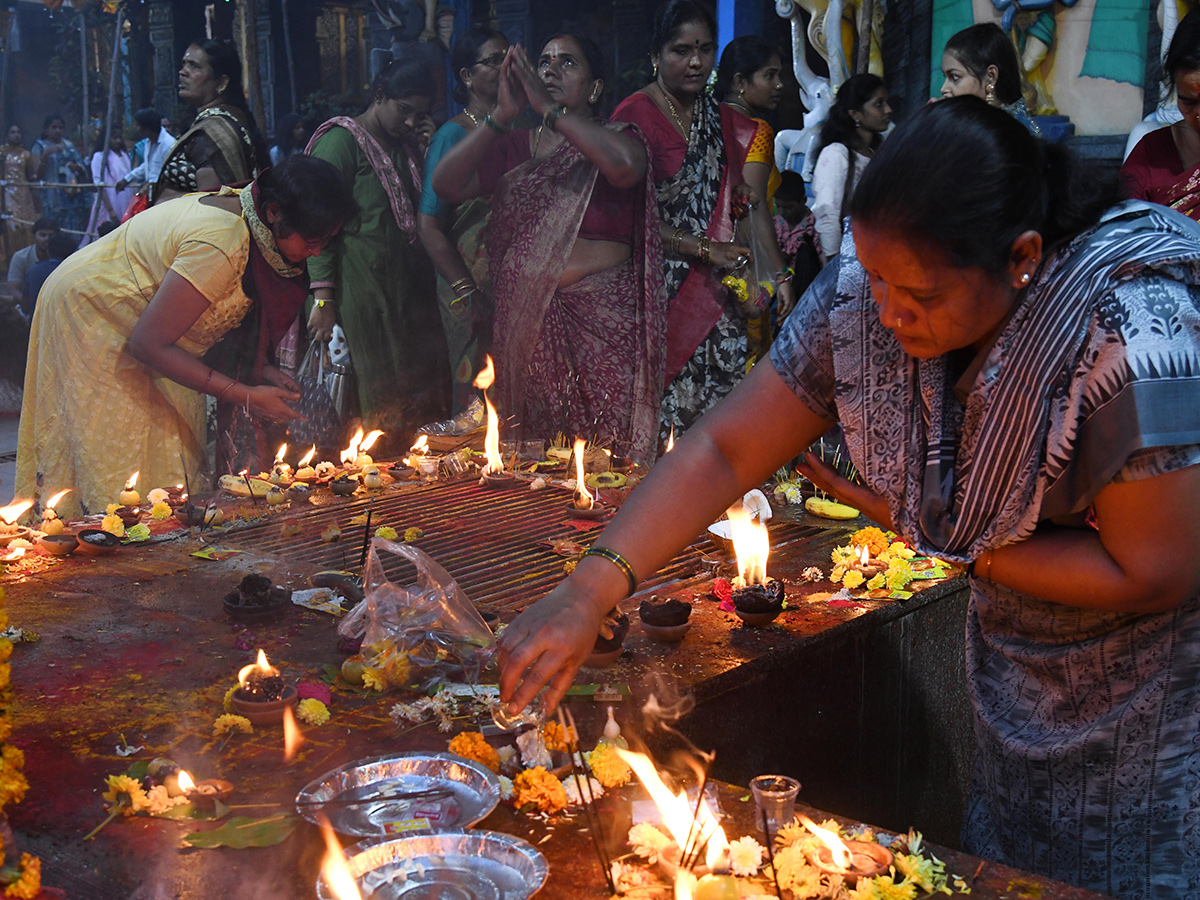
left=338, top=538, right=496, bottom=692
left=723, top=208, right=777, bottom=317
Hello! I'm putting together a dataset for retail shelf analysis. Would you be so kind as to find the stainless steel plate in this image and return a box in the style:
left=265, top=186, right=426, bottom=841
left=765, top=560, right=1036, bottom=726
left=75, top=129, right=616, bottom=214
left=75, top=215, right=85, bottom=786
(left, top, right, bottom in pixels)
left=297, top=752, right=501, bottom=837
left=316, top=830, right=549, bottom=900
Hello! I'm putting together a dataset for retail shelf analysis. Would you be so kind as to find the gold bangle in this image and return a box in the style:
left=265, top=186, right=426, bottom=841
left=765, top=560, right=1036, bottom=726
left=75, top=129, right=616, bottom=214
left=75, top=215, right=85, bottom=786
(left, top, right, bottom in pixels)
left=215, top=380, right=239, bottom=401
left=580, top=546, right=639, bottom=597
left=698, top=235, right=712, bottom=264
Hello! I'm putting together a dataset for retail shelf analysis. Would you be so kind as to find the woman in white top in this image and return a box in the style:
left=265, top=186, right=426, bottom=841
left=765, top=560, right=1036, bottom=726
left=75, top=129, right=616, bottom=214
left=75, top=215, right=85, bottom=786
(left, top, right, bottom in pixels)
left=811, top=73, right=890, bottom=257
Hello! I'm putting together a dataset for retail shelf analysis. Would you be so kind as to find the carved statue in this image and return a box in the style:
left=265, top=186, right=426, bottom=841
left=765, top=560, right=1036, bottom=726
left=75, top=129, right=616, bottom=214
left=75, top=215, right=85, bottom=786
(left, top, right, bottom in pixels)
left=992, top=0, right=1080, bottom=115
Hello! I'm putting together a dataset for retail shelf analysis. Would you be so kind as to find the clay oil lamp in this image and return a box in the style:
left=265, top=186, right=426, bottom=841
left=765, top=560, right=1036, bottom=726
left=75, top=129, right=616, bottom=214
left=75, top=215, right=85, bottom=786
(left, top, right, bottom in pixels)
left=567, top=438, right=608, bottom=519
left=39, top=489, right=71, bottom=536
left=639, top=596, right=692, bottom=642
left=728, top=507, right=784, bottom=627
left=361, top=465, right=384, bottom=490
left=287, top=482, right=312, bottom=503
left=166, top=483, right=187, bottom=507
left=266, top=485, right=287, bottom=506
left=392, top=436, right=427, bottom=479
left=176, top=769, right=234, bottom=813
left=329, top=473, right=359, bottom=496
left=314, top=460, right=337, bottom=480
left=585, top=610, right=629, bottom=666
left=473, top=355, right=514, bottom=488
left=231, top=649, right=297, bottom=725
left=0, top=500, right=34, bottom=547
left=269, top=443, right=292, bottom=484
left=118, top=471, right=140, bottom=507
left=850, top=544, right=885, bottom=578
left=340, top=427, right=384, bottom=472
left=800, top=814, right=892, bottom=883
left=293, top=446, right=318, bottom=482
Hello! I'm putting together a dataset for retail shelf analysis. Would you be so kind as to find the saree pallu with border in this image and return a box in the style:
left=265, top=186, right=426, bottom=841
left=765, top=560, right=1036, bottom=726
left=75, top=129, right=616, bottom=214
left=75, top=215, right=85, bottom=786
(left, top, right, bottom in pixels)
left=485, top=124, right=665, bottom=463
left=152, top=106, right=257, bottom=204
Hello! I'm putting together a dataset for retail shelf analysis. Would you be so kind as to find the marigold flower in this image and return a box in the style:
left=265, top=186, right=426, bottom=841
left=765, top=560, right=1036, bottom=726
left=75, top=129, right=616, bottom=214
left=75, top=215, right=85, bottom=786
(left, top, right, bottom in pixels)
left=100, top=515, right=124, bottom=538
left=374, top=526, right=398, bottom=540
left=3, top=853, right=41, bottom=899
left=147, top=488, right=169, bottom=506
left=842, top=569, right=865, bottom=590
left=513, top=766, right=567, bottom=813
left=0, top=638, right=13, bottom=664
left=540, top=721, right=575, bottom=753
left=866, top=573, right=886, bottom=591
left=448, top=731, right=500, bottom=772
left=851, top=874, right=919, bottom=900
left=212, top=714, right=253, bottom=737
left=222, top=685, right=238, bottom=713
left=585, top=744, right=631, bottom=788
left=361, top=667, right=387, bottom=692
left=297, top=698, right=330, bottom=726
left=403, top=526, right=424, bottom=542
left=849, top=526, right=890, bottom=556
left=105, top=503, right=120, bottom=515
left=150, top=501, right=172, bottom=520
left=103, top=774, right=149, bottom=816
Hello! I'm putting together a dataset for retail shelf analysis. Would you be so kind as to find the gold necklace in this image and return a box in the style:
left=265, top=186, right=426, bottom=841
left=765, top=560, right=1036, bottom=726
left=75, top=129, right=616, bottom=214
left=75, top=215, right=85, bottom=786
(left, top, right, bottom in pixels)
left=463, top=109, right=481, bottom=128
left=532, top=125, right=542, bottom=157
left=658, top=83, right=689, bottom=136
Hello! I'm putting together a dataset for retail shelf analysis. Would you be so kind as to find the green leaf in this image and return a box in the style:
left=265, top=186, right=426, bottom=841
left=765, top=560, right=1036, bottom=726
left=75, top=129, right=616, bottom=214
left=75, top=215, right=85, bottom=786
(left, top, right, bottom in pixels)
left=183, top=814, right=298, bottom=849
left=125, top=760, right=150, bottom=781
left=152, top=799, right=229, bottom=821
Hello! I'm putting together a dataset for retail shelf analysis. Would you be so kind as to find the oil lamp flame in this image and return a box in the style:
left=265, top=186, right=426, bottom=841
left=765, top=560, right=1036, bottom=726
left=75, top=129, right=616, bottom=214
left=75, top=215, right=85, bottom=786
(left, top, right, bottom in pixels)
left=572, top=438, right=594, bottom=509
left=857, top=545, right=869, bottom=566
left=237, top=649, right=276, bottom=688
left=319, top=817, right=364, bottom=900
left=0, top=500, right=33, bottom=526
left=177, top=770, right=196, bottom=792
left=298, top=446, right=316, bottom=468
left=410, top=435, right=429, bottom=455
left=360, top=430, right=383, bottom=454
left=340, top=428, right=365, bottom=466
left=45, top=489, right=71, bottom=511
left=614, top=748, right=729, bottom=872
left=798, top=813, right=852, bottom=869
left=124, top=471, right=139, bottom=491
left=274, top=443, right=288, bottom=464
left=727, top=506, right=769, bottom=587
left=473, top=356, right=503, bottom=475
left=283, top=705, right=304, bottom=762
left=665, top=426, right=675, bottom=453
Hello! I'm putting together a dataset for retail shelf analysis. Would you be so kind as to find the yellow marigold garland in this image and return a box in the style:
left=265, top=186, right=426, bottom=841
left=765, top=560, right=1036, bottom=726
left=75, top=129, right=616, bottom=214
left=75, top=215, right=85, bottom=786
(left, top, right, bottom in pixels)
left=513, top=766, right=567, bottom=813
left=0, top=588, right=40, bottom=895
left=448, top=731, right=500, bottom=772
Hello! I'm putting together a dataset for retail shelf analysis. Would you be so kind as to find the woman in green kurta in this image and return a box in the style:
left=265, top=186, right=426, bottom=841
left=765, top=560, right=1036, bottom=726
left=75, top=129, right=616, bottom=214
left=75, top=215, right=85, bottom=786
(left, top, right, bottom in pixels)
left=305, top=58, right=449, bottom=447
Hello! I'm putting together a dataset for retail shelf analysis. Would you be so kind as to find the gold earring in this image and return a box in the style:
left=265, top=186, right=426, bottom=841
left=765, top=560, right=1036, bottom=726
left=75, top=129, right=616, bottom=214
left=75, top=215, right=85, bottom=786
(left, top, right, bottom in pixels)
left=985, top=83, right=996, bottom=104
left=652, top=60, right=658, bottom=78
left=589, top=87, right=600, bottom=104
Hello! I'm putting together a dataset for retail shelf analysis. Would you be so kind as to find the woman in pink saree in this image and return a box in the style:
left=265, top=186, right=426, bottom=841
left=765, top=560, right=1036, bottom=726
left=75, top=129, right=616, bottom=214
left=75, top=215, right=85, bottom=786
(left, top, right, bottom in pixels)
left=432, top=35, right=665, bottom=463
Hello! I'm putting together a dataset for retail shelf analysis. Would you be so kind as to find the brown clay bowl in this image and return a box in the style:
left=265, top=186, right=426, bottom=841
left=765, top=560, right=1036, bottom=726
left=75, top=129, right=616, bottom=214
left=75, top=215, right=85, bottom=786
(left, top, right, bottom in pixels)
left=115, top=506, right=142, bottom=527
left=230, top=684, right=298, bottom=726
left=583, top=646, right=624, bottom=667
left=37, top=533, right=78, bottom=556
left=734, top=608, right=782, bottom=627
left=480, top=471, right=516, bottom=489
left=640, top=620, right=691, bottom=643
left=0, top=527, right=30, bottom=547
left=75, top=529, right=120, bottom=556
left=565, top=502, right=609, bottom=520
left=329, top=478, right=359, bottom=496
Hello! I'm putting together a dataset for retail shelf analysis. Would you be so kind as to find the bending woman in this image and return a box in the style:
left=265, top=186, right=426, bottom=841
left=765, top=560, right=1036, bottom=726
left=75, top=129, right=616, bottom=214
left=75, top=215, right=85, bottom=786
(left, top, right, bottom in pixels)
left=152, top=39, right=267, bottom=205
left=433, top=36, right=664, bottom=462
left=306, top=58, right=449, bottom=447
left=16, top=156, right=356, bottom=515
left=1122, top=11, right=1200, bottom=220
left=418, top=27, right=509, bottom=414
left=499, top=98, right=1200, bottom=899
left=810, top=73, right=889, bottom=258
left=612, top=0, right=756, bottom=446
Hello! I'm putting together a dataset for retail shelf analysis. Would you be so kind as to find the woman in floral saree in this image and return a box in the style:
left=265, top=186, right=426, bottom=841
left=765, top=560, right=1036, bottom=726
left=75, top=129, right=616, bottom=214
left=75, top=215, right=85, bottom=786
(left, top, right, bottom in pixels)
left=433, top=36, right=664, bottom=462
left=499, top=99, right=1200, bottom=899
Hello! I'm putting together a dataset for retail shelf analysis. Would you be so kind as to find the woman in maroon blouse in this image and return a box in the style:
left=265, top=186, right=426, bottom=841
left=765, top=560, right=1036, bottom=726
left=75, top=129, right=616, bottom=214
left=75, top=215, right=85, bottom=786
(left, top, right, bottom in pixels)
left=432, top=35, right=665, bottom=462
left=1122, top=11, right=1200, bottom=220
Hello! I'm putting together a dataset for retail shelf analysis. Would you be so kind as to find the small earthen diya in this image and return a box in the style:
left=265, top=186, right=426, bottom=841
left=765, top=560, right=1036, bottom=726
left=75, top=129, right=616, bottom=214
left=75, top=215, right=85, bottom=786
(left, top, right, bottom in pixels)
left=329, top=474, right=358, bottom=496
left=223, top=574, right=291, bottom=622
left=810, top=841, right=893, bottom=883
left=639, top=596, right=692, bottom=642
left=114, top=505, right=142, bottom=527
left=178, top=772, right=234, bottom=812
left=586, top=611, right=629, bottom=666
left=174, top=502, right=205, bottom=526
left=231, top=649, right=298, bottom=726
left=732, top=578, right=785, bottom=627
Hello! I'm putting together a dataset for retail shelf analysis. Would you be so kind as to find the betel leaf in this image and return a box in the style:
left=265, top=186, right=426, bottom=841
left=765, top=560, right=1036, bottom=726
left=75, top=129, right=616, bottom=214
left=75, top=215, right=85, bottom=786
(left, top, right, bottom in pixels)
left=183, top=814, right=298, bottom=849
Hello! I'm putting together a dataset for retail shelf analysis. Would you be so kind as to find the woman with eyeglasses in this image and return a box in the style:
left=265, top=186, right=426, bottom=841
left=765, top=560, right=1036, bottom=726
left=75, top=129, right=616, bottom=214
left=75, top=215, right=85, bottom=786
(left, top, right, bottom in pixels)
left=418, top=27, right=509, bottom=413
left=433, top=35, right=665, bottom=463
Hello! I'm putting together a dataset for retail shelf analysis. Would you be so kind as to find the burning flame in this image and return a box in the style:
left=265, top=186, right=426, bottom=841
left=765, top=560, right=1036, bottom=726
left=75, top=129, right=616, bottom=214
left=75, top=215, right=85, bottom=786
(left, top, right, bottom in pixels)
left=237, top=649, right=276, bottom=687
left=614, top=748, right=729, bottom=872
left=665, top=426, right=675, bottom=453
left=798, top=813, right=852, bottom=869
left=360, top=430, right=383, bottom=454
left=573, top=438, right=594, bottom=510
left=274, top=443, right=288, bottom=464
left=283, top=705, right=304, bottom=762
left=857, top=545, right=870, bottom=566
left=410, top=435, right=429, bottom=455
left=0, top=500, right=33, bottom=526
left=473, top=356, right=503, bottom=475
left=340, top=428, right=365, bottom=466
left=727, top=506, right=769, bottom=587
left=319, top=818, right=364, bottom=900
left=45, top=489, right=71, bottom=511
left=124, top=471, right=139, bottom=491
left=298, top=446, right=316, bottom=468
left=177, top=770, right=196, bottom=792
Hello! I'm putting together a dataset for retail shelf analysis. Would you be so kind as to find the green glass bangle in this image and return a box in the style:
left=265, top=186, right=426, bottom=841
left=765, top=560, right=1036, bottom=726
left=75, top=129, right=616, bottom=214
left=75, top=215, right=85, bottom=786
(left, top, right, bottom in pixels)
left=543, top=103, right=568, bottom=131
left=482, top=114, right=510, bottom=134
left=580, top=546, right=639, bottom=597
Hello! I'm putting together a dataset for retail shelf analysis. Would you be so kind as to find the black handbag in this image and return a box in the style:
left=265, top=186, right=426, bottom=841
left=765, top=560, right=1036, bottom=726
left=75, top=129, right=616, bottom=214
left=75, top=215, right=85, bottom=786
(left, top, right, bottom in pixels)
left=286, top=340, right=349, bottom=450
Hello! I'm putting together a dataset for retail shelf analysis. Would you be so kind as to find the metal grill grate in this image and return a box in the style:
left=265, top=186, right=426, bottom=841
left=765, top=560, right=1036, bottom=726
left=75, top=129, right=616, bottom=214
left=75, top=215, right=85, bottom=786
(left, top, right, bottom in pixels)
left=221, top=478, right=825, bottom=614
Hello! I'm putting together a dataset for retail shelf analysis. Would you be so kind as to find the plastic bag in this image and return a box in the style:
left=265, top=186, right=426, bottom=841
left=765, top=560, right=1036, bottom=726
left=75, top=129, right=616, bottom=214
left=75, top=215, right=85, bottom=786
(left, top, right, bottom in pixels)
left=287, top=338, right=348, bottom=450
left=338, top=538, right=496, bottom=692
left=722, top=214, right=776, bottom=317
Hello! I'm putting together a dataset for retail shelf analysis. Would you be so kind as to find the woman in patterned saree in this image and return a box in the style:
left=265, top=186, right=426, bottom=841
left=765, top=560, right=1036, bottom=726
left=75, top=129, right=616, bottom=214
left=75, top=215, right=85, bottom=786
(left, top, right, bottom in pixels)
left=612, top=0, right=781, bottom=448
left=151, top=39, right=267, bottom=205
left=16, top=156, right=356, bottom=516
left=432, top=35, right=664, bottom=462
left=498, top=98, right=1200, bottom=899
left=1123, top=11, right=1200, bottom=221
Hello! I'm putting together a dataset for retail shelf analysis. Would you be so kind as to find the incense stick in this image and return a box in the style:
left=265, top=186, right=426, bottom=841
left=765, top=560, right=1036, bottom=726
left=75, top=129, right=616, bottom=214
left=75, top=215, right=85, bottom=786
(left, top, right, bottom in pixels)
left=680, top=760, right=712, bottom=870
left=560, top=707, right=616, bottom=893
left=762, top=806, right=782, bottom=898
left=180, top=455, right=197, bottom=538
left=242, top=472, right=260, bottom=505
left=358, top=498, right=374, bottom=570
